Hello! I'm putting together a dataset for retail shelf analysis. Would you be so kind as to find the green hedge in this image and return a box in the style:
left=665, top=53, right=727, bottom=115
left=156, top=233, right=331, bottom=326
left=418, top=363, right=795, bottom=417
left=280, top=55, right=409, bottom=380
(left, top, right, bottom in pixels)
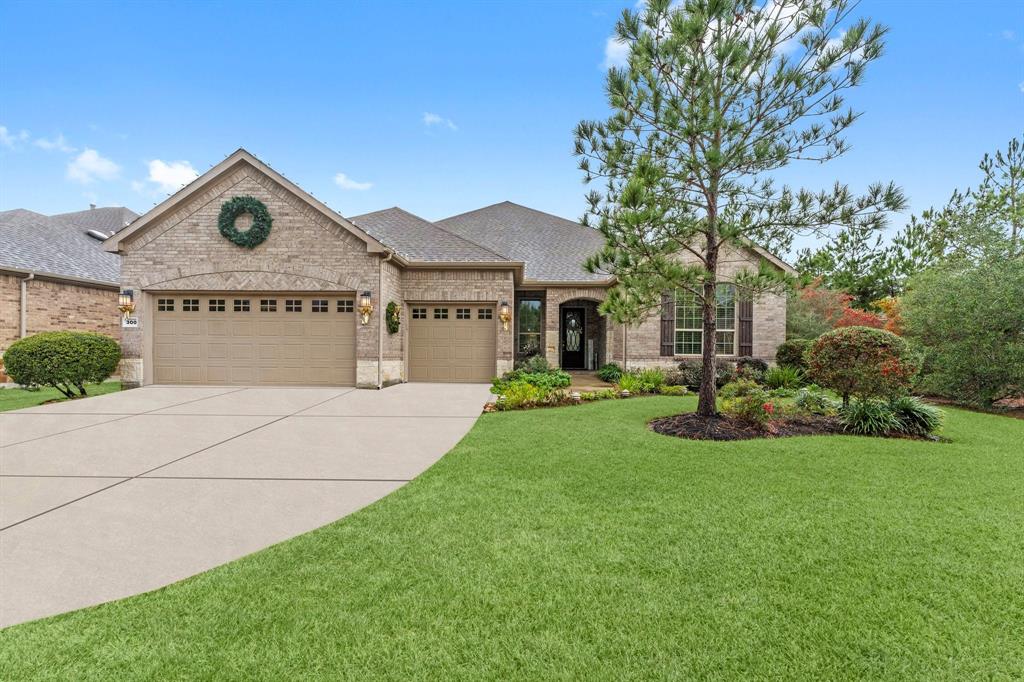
left=3, top=331, right=121, bottom=398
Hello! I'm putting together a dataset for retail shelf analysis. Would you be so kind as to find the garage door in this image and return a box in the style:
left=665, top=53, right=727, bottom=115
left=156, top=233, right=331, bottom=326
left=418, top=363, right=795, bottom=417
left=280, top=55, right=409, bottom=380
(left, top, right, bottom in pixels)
left=152, top=294, right=356, bottom=385
left=408, top=304, right=496, bottom=383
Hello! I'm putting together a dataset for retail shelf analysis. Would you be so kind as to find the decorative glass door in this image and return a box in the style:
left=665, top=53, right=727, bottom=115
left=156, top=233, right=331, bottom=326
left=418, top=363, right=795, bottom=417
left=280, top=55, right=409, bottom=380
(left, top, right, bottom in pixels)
left=560, top=307, right=585, bottom=369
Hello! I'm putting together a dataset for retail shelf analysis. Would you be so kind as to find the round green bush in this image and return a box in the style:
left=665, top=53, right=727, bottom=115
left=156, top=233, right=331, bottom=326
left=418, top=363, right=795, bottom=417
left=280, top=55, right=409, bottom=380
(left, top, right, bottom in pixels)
left=806, top=326, right=920, bottom=406
left=2, top=331, right=121, bottom=398
left=775, top=338, right=813, bottom=371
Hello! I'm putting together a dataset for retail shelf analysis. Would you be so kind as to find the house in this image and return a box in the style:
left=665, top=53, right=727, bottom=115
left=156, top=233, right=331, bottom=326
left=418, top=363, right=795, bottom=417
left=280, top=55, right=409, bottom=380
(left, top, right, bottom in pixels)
left=103, top=149, right=792, bottom=388
left=0, top=205, right=137, bottom=380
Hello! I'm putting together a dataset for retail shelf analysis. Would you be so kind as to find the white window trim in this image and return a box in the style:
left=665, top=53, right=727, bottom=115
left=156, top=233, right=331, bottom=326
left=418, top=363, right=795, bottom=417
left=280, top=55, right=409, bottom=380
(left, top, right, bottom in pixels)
left=673, top=284, right=738, bottom=357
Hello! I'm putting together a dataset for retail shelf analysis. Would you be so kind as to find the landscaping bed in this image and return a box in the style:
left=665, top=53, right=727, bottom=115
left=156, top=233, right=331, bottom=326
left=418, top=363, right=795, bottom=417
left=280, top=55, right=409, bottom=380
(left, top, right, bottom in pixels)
left=650, top=412, right=845, bottom=441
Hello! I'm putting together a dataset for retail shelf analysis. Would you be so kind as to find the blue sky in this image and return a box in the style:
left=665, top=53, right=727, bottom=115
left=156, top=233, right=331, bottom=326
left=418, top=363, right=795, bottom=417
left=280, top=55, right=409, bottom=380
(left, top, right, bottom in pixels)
left=1, top=0, right=1021, bottom=256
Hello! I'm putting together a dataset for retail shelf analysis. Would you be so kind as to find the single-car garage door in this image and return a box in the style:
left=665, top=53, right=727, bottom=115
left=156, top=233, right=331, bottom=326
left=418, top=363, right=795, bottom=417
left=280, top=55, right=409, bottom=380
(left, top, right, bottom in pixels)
left=408, top=304, right=496, bottom=382
left=152, top=294, right=356, bottom=385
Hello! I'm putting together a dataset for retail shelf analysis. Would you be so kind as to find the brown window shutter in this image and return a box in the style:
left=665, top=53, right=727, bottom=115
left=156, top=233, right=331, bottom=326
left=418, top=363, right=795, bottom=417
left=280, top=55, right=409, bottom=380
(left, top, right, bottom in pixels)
left=738, top=298, right=753, bottom=356
left=660, top=291, right=675, bottom=357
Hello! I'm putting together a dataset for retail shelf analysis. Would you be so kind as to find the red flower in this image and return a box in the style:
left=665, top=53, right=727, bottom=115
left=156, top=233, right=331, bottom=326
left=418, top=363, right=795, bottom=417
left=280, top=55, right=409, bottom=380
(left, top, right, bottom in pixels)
left=763, top=402, right=775, bottom=414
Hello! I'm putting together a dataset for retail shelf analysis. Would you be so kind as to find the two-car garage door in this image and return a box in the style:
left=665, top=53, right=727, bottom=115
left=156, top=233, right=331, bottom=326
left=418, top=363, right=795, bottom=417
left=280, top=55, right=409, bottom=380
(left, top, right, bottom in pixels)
left=153, top=294, right=356, bottom=386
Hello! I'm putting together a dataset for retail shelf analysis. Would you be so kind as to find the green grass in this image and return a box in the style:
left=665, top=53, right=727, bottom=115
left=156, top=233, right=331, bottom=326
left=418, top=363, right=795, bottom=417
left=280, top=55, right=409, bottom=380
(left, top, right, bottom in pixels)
left=0, top=381, right=120, bottom=412
left=1, top=397, right=1022, bottom=680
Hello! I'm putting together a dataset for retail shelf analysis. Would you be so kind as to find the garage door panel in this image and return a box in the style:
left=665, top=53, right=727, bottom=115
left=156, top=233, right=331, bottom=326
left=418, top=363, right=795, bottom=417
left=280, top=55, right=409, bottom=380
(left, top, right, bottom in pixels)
left=409, top=304, right=495, bottom=384
left=152, top=294, right=355, bottom=386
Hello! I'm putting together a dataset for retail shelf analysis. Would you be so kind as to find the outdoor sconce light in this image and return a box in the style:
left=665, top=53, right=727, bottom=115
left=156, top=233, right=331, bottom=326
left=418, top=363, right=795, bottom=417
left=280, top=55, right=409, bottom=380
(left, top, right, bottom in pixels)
left=358, top=291, right=373, bottom=325
left=118, top=289, right=135, bottom=319
left=498, top=300, right=511, bottom=331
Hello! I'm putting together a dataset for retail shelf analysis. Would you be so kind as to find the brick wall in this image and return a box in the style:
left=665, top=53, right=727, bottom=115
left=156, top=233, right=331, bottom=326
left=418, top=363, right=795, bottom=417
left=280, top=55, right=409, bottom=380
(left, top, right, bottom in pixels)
left=605, top=244, right=788, bottom=366
left=118, top=163, right=384, bottom=387
left=1, top=272, right=120, bottom=381
left=402, top=268, right=515, bottom=374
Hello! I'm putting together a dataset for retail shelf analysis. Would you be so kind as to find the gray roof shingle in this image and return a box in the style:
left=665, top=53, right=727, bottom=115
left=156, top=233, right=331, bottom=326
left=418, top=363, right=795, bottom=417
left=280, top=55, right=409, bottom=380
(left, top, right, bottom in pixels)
left=350, top=207, right=510, bottom=263
left=436, top=201, right=608, bottom=282
left=0, top=207, right=135, bottom=284
left=51, top=206, right=138, bottom=234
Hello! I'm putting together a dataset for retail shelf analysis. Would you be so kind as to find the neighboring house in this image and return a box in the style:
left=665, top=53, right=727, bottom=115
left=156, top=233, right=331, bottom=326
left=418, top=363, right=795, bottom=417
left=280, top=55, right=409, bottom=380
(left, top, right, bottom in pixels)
left=0, top=205, right=137, bottom=380
left=103, top=149, right=793, bottom=388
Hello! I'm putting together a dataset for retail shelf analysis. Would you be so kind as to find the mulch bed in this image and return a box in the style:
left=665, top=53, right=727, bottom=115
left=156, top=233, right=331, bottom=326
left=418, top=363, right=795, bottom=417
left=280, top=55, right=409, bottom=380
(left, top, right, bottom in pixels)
left=650, top=413, right=848, bottom=441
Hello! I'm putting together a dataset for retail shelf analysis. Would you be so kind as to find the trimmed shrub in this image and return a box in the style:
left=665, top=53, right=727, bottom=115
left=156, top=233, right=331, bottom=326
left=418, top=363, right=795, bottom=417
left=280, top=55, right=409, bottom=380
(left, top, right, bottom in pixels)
left=763, top=365, right=803, bottom=389
left=719, top=379, right=763, bottom=399
left=776, top=338, right=813, bottom=371
left=735, top=356, right=768, bottom=382
left=596, top=363, right=623, bottom=383
left=658, top=384, right=688, bottom=396
left=676, top=359, right=736, bottom=390
left=515, top=355, right=552, bottom=373
left=491, top=369, right=570, bottom=395
left=889, top=396, right=943, bottom=436
left=795, top=386, right=840, bottom=416
left=720, top=387, right=774, bottom=426
left=3, top=331, right=120, bottom=398
left=806, top=326, right=921, bottom=406
left=839, top=399, right=901, bottom=435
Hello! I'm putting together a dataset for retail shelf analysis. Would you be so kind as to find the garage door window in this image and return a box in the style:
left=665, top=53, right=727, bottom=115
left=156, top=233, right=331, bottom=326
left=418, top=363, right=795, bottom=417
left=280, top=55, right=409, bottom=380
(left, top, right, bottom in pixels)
left=285, top=299, right=302, bottom=312
left=209, top=299, right=225, bottom=312
left=312, top=299, right=328, bottom=313
left=456, top=308, right=471, bottom=320
left=478, top=308, right=493, bottom=319
left=434, top=308, right=448, bottom=320
left=157, top=298, right=174, bottom=312
left=182, top=299, right=199, bottom=311
left=337, top=300, right=354, bottom=313
left=233, top=299, right=251, bottom=312
left=412, top=307, right=426, bottom=319
left=260, top=299, right=277, bottom=312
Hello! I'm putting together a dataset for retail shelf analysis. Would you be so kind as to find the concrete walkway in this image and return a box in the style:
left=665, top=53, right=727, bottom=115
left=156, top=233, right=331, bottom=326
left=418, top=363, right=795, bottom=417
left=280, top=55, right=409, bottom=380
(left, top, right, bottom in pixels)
left=0, top=383, right=490, bottom=628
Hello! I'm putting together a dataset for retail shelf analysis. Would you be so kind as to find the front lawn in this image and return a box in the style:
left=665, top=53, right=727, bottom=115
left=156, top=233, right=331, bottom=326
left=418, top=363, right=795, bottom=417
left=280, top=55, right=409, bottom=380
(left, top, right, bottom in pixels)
left=1, top=397, right=1022, bottom=679
left=0, top=381, right=120, bottom=412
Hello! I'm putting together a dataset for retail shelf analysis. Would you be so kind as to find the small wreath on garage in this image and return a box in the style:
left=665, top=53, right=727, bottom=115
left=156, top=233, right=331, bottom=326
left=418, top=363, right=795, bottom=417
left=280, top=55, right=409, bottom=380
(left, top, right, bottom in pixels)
left=218, top=196, right=272, bottom=248
left=386, top=301, right=401, bottom=334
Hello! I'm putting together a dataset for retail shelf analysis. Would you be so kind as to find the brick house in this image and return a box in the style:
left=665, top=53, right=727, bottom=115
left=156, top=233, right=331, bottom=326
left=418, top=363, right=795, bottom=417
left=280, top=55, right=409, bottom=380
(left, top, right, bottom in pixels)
left=0, top=206, right=136, bottom=381
left=103, top=149, right=793, bottom=389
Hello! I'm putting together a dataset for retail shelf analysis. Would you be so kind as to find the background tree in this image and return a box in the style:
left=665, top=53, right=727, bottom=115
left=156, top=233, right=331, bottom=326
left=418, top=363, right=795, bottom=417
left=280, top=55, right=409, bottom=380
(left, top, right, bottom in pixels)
left=576, top=0, right=906, bottom=416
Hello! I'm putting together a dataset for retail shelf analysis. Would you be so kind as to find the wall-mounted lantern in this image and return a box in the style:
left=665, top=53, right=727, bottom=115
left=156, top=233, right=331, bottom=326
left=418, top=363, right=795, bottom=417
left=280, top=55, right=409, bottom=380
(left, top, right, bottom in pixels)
left=118, top=289, right=135, bottom=319
left=358, top=291, right=373, bottom=325
left=498, top=300, right=511, bottom=332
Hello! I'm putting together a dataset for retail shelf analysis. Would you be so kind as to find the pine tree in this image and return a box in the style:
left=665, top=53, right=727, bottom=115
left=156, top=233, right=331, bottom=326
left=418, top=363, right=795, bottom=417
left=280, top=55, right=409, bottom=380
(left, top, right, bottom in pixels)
left=575, top=0, right=906, bottom=416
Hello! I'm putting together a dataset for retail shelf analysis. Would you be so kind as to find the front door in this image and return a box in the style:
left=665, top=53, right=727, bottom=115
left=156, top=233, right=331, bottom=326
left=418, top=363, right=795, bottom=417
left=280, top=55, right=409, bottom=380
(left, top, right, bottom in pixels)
left=560, top=307, right=586, bottom=369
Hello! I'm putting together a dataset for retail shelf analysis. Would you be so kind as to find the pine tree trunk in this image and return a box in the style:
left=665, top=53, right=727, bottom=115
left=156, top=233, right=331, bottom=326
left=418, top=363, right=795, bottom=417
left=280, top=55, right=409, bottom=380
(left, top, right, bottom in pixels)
left=696, top=242, right=720, bottom=417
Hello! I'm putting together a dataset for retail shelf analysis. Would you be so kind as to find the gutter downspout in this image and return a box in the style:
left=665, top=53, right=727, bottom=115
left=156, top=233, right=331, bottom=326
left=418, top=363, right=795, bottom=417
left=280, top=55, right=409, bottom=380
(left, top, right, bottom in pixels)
left=19, top=272, right=35, bottom=338
left=377, top=251, right=394, bottom=389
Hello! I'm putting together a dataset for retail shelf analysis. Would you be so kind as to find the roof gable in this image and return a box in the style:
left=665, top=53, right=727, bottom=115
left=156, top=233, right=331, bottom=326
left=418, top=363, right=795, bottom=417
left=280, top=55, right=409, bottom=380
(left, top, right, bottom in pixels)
left=104, top=149, right=386, bottom=254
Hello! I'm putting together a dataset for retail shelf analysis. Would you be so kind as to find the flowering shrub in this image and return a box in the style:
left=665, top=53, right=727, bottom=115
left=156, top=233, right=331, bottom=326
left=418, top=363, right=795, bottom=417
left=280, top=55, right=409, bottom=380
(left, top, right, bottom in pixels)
left=720, top=389, right=774, bottom=425
left=806, top=326, right=921, bottom=405
left=833, top=306, right=885, bottom=329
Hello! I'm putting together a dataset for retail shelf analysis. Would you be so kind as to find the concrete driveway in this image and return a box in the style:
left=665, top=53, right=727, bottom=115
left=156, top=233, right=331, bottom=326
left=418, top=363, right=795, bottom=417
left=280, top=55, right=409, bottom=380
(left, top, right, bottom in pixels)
left=0, top=383, right=490, bottom=628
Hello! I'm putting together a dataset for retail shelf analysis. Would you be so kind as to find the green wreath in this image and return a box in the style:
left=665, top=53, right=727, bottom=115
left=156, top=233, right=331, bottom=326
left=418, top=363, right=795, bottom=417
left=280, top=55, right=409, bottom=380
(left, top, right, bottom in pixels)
left=218, top=196, right=272, bottom=248
left=386, top=301, right=401, bottom=335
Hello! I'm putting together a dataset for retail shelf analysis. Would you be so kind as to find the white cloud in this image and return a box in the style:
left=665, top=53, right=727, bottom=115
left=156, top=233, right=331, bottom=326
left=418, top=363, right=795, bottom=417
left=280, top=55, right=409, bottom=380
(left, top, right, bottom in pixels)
left=67, top=148, right=120, bottom=183
left=333, top=172, right=373, bottom=191
left=1001, top=30, right=1016, bottom=41
left=423, top=111, right=458, bottom=131
left=603, top=36, right=630, bottom=69
left=146, top=159, right=198, bottom=192
left=34, top=133, right=75, bottom=153
left=0, top=125, right=30, bottom=148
